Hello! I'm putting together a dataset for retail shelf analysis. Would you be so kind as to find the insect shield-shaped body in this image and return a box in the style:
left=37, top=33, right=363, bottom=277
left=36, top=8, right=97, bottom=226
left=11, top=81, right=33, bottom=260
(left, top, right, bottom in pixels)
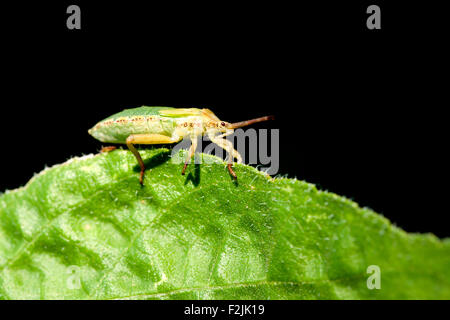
left=89, top=106, right=274, bottom=185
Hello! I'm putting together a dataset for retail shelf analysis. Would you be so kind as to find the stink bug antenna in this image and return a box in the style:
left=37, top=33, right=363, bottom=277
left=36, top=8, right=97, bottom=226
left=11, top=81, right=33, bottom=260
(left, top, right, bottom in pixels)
left=229, top=115, right=275, bottom=129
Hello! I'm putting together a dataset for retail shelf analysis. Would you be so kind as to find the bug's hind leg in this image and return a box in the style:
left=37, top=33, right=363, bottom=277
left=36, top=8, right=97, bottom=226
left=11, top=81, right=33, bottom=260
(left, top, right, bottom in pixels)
left=126, top=140, right=146, bottom=185
left=181, top=137, right=198, bottom=175
left=126, top=134, right=180, bottom=185
left=101, top=146, right=117, bottom=153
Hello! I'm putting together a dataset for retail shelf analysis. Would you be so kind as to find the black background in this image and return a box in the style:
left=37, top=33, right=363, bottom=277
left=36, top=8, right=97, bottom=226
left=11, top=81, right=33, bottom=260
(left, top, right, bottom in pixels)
left=1, top=1, right=448, bottom=237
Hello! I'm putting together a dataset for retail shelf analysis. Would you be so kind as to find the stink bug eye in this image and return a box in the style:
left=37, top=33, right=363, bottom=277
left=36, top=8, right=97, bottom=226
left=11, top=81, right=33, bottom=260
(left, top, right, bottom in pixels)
left=221, top=122, right=226, bottom=126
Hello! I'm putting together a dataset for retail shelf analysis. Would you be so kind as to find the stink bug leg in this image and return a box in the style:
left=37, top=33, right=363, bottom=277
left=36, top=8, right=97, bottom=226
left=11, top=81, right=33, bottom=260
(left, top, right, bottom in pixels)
left=208, top=131, right=242, bottom=180
left=181, top=135, right=199, bottom=175
left=101, top=146, right=117, bottom=153
left=126, top=134, right=181, bottom=185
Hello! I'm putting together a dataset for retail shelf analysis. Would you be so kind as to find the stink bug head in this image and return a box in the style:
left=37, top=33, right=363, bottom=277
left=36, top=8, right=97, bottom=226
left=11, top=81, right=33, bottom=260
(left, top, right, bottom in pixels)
left=219, top=121, right=232, bottom=132
left=205, top=120, right=231, bottom=132
left=208, top=115, right=275, bottom=132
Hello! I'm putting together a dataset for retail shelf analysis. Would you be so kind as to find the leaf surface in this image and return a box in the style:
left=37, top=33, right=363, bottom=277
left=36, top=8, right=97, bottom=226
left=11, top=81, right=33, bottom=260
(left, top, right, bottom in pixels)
left=0, top=148, right=449, bottom=299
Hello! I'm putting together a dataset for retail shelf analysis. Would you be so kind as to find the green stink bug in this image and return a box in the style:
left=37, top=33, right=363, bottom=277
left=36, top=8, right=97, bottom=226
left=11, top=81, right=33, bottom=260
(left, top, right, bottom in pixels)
left=88, top=106, right=274, bottom=184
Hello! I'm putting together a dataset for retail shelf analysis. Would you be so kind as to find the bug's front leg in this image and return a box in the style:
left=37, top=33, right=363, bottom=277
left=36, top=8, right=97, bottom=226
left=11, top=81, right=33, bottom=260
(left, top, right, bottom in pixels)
left=208, top=131, right=242, bottom=179
left=181, top=136, right=198, bottom=175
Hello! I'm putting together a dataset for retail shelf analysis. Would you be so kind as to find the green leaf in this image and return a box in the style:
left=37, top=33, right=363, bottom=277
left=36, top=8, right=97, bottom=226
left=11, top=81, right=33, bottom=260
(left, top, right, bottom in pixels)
left=0, top=148, right=449, bottom=300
